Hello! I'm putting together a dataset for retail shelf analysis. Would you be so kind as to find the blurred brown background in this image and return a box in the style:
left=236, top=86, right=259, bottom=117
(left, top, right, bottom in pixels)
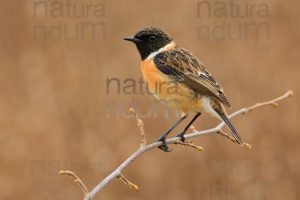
left=0, top=0, right=299, bottom=200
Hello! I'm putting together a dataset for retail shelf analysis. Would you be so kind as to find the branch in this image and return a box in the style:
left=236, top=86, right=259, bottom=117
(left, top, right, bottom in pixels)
left=59, top=170, right=89, bottom=197
left=117, top=173, right=139, bottom=191
left=129, top=107, right=146, bottom=146
left=59, top=90, right=293, bottom=200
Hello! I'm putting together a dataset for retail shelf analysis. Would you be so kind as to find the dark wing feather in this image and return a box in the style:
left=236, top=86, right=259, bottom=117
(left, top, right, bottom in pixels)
left=153, top=48, right=231, bottom=107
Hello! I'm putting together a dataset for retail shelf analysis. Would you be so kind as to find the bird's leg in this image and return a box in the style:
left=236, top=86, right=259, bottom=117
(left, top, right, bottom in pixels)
left=176, top=112, right=201, bottom=142
left=157, top=114, right=187, bottom=152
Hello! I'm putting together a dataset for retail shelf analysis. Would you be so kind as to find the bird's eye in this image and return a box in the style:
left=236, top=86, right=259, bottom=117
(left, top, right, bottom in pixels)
left=148, top=35, right=157, bottom=42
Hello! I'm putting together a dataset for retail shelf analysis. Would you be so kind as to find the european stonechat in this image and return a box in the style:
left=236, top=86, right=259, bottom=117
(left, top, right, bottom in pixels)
left=124, top=27, right=243, bottom=151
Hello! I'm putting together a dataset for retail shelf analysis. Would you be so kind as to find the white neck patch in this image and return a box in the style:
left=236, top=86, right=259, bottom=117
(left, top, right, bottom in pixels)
left=146, top=42, right=175, bottom=61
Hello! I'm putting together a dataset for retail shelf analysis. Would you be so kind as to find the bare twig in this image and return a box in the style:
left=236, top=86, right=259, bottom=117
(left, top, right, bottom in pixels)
left=129, top=108, right=146, bottom=146
left=245, top=90, right=293, bottom=113
left=174, top=141, right=203, bottom=152
left=59, top=90, right=293, bottom=200
left=59, top=170, right=89, bottom=197
left=217, top=129, right=236, bottom=143
left=217, top=130, right=252, bottom=149
left=117, top=173, right=139, bottom=191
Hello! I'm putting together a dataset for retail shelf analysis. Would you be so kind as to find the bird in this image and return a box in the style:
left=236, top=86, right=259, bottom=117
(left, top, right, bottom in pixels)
left=124, top=27, right=244, bottom=152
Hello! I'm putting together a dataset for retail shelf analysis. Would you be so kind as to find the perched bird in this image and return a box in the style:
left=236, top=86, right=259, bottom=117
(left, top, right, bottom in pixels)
left=124, top=27, right=243, bottom=151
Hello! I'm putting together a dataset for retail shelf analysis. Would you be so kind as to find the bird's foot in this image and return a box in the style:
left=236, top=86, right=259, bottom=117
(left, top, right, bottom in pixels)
left=176, top=131, right=186, bottom=142
left=157, top=137, right=172, bottom=152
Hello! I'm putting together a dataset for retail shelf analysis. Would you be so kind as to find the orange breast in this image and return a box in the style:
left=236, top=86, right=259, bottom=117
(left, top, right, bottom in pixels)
left=141, top=59, right=166, bottom=94
left=140, top=59, right=204, bottom=114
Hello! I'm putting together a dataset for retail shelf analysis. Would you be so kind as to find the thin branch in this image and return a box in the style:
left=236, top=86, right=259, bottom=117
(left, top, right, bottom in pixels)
left=245, top=90, right=293, bottom=112
left=117, top=173, right=139, bottom=191
left=129, top=108, right=146, bottom=146
left=59, top=170, right=89, bottom=196
left=217, top=129, right=237, bottom=143
left=59, top=90, right=293, bottom=200
left=174, top=141, right=203, bottom=152
left=217, top=130, right=252, bottom=149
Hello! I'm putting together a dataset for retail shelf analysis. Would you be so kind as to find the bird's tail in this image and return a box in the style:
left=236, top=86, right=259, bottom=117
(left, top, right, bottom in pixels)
left=214, top=108, right=244, bottom=145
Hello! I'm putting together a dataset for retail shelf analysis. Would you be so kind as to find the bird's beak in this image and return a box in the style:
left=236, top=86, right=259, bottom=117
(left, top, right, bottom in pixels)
left=124, top=36, right=141, bottom=43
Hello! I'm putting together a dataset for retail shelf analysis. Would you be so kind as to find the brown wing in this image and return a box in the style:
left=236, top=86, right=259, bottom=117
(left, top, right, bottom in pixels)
left=153, top=48, right=231, bottom=107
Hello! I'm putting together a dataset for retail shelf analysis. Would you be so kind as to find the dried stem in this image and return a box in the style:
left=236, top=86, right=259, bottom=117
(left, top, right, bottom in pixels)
left=59, top=170, right=89, bottom=197
left=129, top=108, right=146, bottom=146
left=59, top=90, right=292, bottom=200
left=174, top=141, right=203, bottom=152
left=117, top=173, right=139, bottom=191
left=245, top=90, right=293, bottom=113
left=217, top=130, right=252, bottom=149
left=217, top=129, right=236, bottom=143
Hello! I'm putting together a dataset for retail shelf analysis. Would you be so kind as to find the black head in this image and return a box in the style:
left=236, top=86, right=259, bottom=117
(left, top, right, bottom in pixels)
left=124, top=27, right=173, bottom=60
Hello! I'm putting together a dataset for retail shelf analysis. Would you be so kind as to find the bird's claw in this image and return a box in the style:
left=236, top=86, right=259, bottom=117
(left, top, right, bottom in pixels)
left=176, top=131, right=186, bottom=142
left=157, top=137, right=172, bottom=152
